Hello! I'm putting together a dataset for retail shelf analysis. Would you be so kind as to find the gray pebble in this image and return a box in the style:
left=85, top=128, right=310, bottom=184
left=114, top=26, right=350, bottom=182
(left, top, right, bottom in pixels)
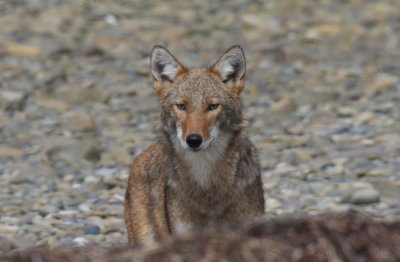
left=0, top=237, right=16, bottom=252
left=84, top=224, right=101, bottom=235
left=341, top=188, right=380, bottom=205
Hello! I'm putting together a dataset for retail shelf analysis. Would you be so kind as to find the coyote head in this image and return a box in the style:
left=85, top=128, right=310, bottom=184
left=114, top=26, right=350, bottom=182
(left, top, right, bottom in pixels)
left=150, top=45, right=246, bottom=152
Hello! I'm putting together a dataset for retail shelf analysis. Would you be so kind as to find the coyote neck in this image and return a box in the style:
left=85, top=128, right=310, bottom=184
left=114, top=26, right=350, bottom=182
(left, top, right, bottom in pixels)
left=173, top=131, right=236, bottom=188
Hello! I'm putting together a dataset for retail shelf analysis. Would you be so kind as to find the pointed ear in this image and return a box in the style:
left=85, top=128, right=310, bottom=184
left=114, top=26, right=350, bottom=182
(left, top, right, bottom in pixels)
left=209, top=45, right=246, bottom=97
left=150, top=45, right=186, bottom=83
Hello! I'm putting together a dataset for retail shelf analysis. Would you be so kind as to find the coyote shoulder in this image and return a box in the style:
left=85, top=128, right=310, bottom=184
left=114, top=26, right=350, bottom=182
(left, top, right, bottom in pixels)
left=124, top=45, right=265, bottom=245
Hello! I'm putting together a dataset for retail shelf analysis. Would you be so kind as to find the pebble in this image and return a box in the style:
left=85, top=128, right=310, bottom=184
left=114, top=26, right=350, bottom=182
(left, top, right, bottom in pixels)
left=95, top=168, right=117, bottom=176
left=135, top=58, right=150, bottom=76
left=341, top=188, right=380, bottom=205
left=367, top=168, right=392, bottom=177
left=366, top=74, right=397, bottom=94
left=46, top=236, right=60, bottom=246
left=14, top=237, right=36, bottom=249
left=370, top=181, right=400, bottom=201
left=265, top=198, right=282, bottom=210
left=0, top=237, right=16, bottom=252
left=0, top=41, right=42, bottom=57
left=324, top=164, right=345, bottom=177
left=0, top=90, right=26, bottom=109
left=36, top=98, right=69, bottom=113
left=41, top=205, right=60, bottom=214
left=64, top=111, right=96, bottom=132
left=46, top=140, right=101, bottom=166
left=53, top=86, right=110, bottom=106
left=0, top=146, right=23, bottom=158
left=84, top=175, right=100, bottom=184
left=98, top=147, right=132, bottom=167
left=84, top=225, right=101, bottom=235
left=78, top=203, right=92, bottom=213
left=355, top=112, right=375, bottom=124
left=59, top=238, right=75, bottom=246
left=269, top=96, right=296, bottom=113
left=74, top=237, right=89, bottom=246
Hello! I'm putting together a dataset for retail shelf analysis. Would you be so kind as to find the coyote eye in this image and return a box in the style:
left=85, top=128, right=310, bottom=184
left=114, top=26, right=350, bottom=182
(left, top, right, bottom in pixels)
left=208, top=104, right=219, bottom=111
left=176, top=104, right=185, bottom=110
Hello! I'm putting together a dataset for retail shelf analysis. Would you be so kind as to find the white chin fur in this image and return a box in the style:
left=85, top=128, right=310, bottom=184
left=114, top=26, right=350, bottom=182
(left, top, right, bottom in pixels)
left=173, top=126, right=231, bottom=187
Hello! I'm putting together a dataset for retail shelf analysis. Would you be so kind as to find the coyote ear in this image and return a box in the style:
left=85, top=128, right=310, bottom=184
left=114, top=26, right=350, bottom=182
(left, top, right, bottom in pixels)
left=210, top=45, right=246, bottom=97
left=151, top=45, right=186, bottom=83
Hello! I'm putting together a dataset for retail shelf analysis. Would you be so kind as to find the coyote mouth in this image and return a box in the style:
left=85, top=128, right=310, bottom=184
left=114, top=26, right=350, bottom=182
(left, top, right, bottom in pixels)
left=176, top=126, right=219, bottom=153
left=189, top=147, right=201, bottom=152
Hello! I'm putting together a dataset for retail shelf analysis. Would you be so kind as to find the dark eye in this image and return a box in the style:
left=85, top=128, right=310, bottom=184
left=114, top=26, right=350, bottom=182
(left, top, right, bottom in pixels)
left=208, top=104, right=219, bottom=111
left=176, top=104, right=185, bottom=110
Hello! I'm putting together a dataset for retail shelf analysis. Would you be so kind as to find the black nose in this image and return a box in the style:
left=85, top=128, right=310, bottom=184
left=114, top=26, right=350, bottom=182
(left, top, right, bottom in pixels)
left=186, top=134, right=203, bottom=149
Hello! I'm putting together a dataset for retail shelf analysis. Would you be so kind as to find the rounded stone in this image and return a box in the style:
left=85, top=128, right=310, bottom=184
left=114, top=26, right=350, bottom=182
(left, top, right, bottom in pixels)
left=84, top=224, right=101, bottom=235
left=341, top=188, right=380, bottom=205
left=0, top=237, right=16, bottom=252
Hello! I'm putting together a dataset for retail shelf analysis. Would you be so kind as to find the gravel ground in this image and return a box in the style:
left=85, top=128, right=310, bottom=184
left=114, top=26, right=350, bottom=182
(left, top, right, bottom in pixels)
left=0, top=0, right=400, bottom=253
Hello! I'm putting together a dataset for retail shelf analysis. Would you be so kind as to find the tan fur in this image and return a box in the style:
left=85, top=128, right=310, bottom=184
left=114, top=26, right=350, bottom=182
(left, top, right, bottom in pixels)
left=124, top=144, right=171, bottom=244
left=124, top=45, right=265, bottom=246
left=5, top=212, right=400, bottom=262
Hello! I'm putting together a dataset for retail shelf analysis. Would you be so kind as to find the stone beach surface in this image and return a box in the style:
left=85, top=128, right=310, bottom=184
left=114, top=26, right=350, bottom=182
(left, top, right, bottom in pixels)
left=0, top=0, right=399, bottom=253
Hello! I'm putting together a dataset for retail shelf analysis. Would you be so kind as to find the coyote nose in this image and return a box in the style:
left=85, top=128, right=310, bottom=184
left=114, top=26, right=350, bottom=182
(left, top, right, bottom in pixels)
left=186, top=134, right=202, bottom=149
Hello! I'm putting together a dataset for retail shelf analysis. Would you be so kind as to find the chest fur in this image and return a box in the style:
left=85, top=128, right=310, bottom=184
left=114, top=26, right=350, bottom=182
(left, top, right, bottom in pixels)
left=174, top=132, right=235, bottom=188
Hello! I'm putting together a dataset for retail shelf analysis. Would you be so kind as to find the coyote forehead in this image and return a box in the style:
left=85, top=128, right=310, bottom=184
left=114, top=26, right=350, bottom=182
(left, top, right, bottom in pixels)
left=170, top=69, right=227, bottom=103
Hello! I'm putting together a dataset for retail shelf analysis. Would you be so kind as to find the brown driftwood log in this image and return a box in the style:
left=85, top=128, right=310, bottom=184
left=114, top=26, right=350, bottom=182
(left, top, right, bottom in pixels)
left=2, top=211, right=400, bottom=262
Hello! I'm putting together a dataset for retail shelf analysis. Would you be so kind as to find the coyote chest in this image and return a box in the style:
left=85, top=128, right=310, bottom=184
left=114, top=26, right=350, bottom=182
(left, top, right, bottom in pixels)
left=174, top=127, right=232, bottom=187
left=124, top=45, right=265, bottom=246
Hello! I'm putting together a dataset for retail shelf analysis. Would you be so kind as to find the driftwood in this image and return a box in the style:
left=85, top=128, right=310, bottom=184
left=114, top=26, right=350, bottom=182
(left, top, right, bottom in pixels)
left=2, top=211, right=400, bottom=262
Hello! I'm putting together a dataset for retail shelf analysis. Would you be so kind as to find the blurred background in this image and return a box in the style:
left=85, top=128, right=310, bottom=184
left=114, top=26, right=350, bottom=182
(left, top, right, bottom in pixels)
left=0, top=0, right=399, bottom=252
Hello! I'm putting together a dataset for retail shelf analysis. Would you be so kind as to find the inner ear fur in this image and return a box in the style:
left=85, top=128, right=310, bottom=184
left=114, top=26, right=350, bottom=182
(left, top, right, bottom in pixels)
left=151, top=45, right=186, bottom=83
left=209, top=45, right=246, bottom=96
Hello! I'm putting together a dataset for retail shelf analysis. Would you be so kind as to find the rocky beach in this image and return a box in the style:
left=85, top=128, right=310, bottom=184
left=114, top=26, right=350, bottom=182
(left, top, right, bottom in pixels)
left=0, top=0, right=399, bottom=252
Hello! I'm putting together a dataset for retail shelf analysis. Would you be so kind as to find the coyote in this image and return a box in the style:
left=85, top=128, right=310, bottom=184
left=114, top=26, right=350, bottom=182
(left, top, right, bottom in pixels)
left=124, top=45, right=265, bottom=245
